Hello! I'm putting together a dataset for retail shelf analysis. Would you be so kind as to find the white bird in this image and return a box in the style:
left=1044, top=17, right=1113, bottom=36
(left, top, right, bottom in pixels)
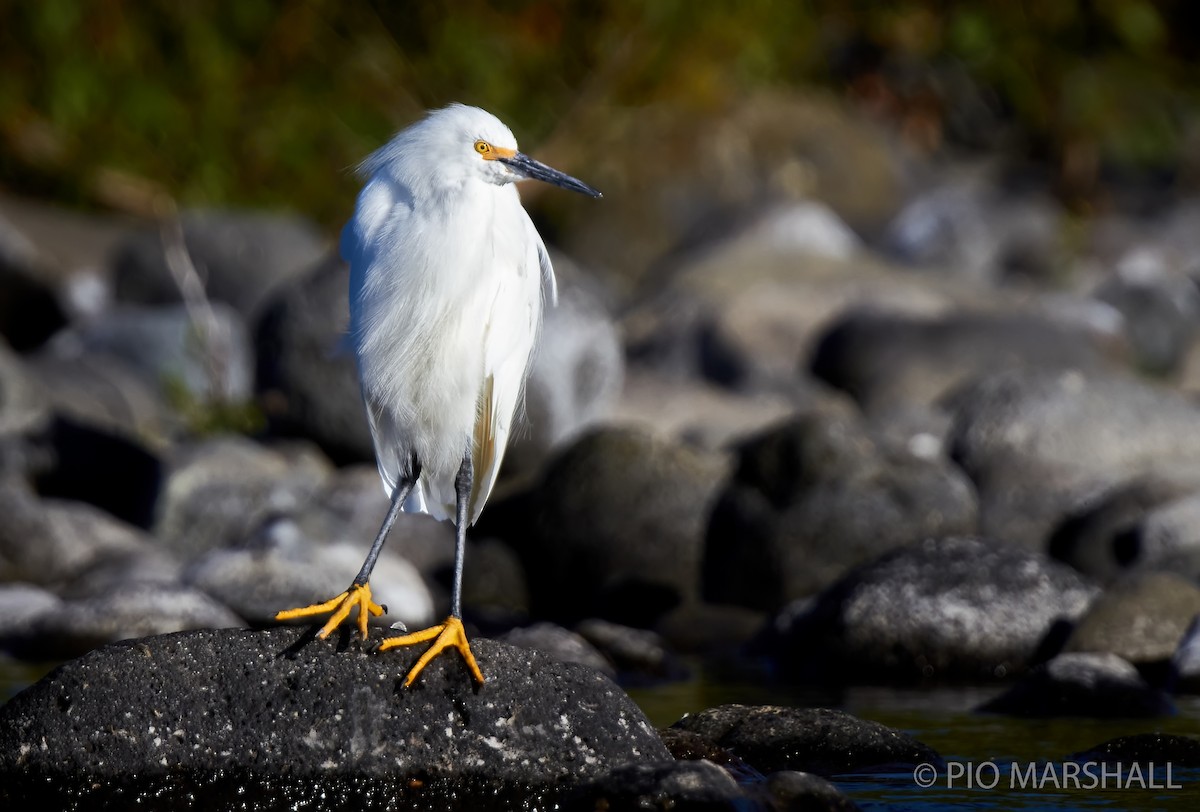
left=276, top=104, right=600, bottom=686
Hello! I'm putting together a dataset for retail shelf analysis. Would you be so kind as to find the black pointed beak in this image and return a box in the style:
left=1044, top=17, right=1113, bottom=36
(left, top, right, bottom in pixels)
left=500, top=153, right=602, bottom=199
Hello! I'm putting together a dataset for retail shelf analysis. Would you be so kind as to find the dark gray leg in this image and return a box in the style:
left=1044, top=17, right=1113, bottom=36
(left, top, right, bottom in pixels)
left=353, top=457, right=421, bottom=586
left=451, top=452, right=472, bottom=619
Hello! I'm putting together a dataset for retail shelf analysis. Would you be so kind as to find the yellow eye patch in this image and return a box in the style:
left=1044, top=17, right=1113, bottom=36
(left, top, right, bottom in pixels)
left=474, top=140, right=515, bottom=160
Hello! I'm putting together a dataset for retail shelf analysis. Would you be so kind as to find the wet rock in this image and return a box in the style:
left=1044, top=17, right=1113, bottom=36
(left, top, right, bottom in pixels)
left=154, top=436, right=331, bottom=560
left=112, top=209, right=326, bottom=319
left=576, top=618, right=689, bottom=684
left=568, top=759, right=742, bottom=811
left=947, top=369, right=1200, bottom=549
left=767, top=536, right=1098, bottom=683
left=0, top=628, right=670, bottom=808
left=809, top=308, right=1118, bottom=416
left=254, top=254, right=372, bottom=463
left=1064, top=572, right=1200, bottom=671
left=756, top=770, right=862, bottom=811
left=1070, top=733, right=1200, bottom=767
left=672, top=704, right=941, bottom=777
left=518, top=427, right=727, bottom=627
left=184, top=520, right=434, bottom=631
left=12, top=582, right=242, bottom=661
left=45, top=302, right=254, bottom=402
left=500, top=622, right=615, bottom=677
left=979, top=652, right=1175, bottom=718
left=659, top=727, right=759, bottom=780
left=704, top=409, right=977, bottom=611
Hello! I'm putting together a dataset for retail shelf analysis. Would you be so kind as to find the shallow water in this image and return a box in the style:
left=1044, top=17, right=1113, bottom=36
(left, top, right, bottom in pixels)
left=629, top=675, right=1200, bottom=809
left=6, top=657, right=1200, bottom=809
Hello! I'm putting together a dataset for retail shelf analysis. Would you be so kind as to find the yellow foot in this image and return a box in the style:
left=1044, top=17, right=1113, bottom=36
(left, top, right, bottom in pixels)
left=378, top=616, right=485, bottom=687
left=274, top=583, right=384, bottom=639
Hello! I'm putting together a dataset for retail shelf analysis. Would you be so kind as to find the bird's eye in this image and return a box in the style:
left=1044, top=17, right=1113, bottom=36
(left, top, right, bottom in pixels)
left=474, top=140, right=492, bottom=156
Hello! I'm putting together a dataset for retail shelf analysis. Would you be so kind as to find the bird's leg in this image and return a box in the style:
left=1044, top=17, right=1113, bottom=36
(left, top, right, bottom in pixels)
left=275, top=459, right=421, bottom=639
left=380, top=451, right=484, bottom=686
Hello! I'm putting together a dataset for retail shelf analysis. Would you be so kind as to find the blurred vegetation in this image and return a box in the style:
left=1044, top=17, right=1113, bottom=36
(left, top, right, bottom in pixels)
left=1, top=0, right=1197, bottom=224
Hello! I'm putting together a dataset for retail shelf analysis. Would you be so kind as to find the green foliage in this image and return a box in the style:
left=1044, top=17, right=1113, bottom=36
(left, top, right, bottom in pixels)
left=162, top=372, right=265, bottom=437
left=0, top=1, right=1196, bottom=221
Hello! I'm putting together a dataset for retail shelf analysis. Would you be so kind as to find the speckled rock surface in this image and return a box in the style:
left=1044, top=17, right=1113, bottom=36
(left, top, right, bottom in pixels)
left=0, top=627, right=669, bottom=808
left=672, top=704, right=941, bottom=778
left=768, top=536, right=1099, bottom=683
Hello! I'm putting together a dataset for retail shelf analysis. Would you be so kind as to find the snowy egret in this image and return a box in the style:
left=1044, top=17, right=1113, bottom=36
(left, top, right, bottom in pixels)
left=275, top=104, right=600, bottom=686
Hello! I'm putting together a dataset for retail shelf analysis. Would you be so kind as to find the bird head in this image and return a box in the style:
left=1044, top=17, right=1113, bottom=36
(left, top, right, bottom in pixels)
left=406, top=104, right=602, bottom=199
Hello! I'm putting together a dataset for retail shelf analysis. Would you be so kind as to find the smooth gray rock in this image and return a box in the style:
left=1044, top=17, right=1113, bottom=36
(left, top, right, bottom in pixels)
left=254, top=254, right=373, bottom=463
left=112, top=209, right=326, bottom=318
left=154, top=436, right=331, bottom=560
left=809, top=308, right=1118, bottom=415
left=0, top=584, right=61, bottom=646
left=0, top=487, right=167, bottom=590
left=503, top=257, right=624, bottom=486
left=1064, top=572, right=1200, bottom=667
left=0, top=628, right=669, bottom=808
left=979, top=652, right=1175, bottom=718
left=769, top=536, right=1099, bottom=683
left=1095, top=251, right=1200, bottom=374
left=576, top=618, right=689, bottom=683
left=12, top=582, right=242, bottom=661
left=287, top=464, right=457, bottom=584
left=183, top=519, right=434, bottom=631
left=1047, top=473, right=1200, bottom=583
left=947, top=369, right=1200, bottom=549
left=704, top=409, right=978, bottom=611
left=882, top=169, right=1063, bottom=283
left=517, top=427, right=727, bottom=627
left=46, top=302, right=254, bottom=402
left=672, top=704, right=941, bottom=778
left=25, top=352, right=176, bottom=443
left=500, top=622, right=615, bottom=677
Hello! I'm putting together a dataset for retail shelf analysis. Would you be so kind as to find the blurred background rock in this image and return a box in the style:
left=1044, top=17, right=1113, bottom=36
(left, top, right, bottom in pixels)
left=4, top=0, right=1200, bottom=712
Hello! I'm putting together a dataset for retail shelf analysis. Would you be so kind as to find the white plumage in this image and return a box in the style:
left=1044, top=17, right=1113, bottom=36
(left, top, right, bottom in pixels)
left=276, top=104, right=598, bottom=685
left=343, top=104, right=573, bottom=524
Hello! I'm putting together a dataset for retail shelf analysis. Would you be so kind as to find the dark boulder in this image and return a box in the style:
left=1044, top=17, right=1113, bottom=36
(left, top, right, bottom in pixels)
left=671, top=704, right=941, bottom=778
left=0, top=627, right=669, bottom=809
left=517, top=427, right=726, bottom=627
left=979, top=652, right=1175, bottom=718
left=704, top=409, right=977, bottom=611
